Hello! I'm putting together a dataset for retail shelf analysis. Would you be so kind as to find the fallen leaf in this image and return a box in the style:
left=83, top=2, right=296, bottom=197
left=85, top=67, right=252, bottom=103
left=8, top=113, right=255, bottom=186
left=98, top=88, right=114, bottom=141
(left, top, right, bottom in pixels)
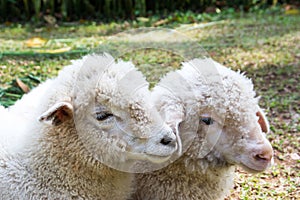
left=25, top=37, right=47, bottom=48
left=16, top=78, right=30, bottom=93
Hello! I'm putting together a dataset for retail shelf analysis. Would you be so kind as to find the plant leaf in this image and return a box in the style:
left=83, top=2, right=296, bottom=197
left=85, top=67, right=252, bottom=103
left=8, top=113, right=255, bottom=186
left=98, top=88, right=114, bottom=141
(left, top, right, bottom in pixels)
left=16, top=78, right=30, bottom=93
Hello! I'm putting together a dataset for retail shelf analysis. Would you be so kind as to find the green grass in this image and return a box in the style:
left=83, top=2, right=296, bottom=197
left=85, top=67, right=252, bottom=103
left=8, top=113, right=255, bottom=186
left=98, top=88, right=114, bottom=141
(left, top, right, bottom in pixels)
left=0, top=10, right=299, bottom=199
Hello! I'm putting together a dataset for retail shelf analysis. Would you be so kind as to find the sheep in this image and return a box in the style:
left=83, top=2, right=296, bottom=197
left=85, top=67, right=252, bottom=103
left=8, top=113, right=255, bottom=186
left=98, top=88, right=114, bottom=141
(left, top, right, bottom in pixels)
left=0, top=53, right=179, bottom=199
left=132, top=58, right=274, bottom=200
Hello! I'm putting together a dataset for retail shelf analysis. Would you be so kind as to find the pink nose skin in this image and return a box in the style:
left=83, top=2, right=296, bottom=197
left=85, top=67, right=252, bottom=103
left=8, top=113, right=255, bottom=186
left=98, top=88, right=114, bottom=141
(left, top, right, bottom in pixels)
left=253, top=145, right=273, bottom=162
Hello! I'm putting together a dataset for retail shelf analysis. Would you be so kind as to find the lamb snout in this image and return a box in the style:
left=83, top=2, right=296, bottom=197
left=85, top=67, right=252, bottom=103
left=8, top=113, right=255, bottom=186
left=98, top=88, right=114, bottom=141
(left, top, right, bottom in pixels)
left=155, top=127, right=177, bottom=150
left=252, top=141, right=273, bottom=166
left=242, top=140, right=273, bottom=172
left=160, top=135, right=175, bottom=146
left=253, top=145, right=273, bottom=162
left=144, top=126, right=178, bottom=163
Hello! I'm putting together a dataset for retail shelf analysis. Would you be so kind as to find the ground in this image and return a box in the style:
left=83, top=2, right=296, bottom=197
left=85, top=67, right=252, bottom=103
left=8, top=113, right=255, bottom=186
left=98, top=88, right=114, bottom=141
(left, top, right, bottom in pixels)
left=0, top=11, right=299, bottom=199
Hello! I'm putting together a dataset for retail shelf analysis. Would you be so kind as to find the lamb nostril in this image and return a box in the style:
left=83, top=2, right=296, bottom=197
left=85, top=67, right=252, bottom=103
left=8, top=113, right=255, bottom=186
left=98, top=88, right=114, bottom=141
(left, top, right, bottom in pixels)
left=254, top=153, right=272, bottom=161
left=255, top=154, right=266, bottom=161
left=160, top=136, right=172, bottom=145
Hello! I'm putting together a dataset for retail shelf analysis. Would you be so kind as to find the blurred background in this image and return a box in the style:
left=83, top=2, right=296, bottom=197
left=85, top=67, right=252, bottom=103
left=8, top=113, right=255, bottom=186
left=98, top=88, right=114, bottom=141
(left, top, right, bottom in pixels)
left=0, top=0, right=299, bottom=22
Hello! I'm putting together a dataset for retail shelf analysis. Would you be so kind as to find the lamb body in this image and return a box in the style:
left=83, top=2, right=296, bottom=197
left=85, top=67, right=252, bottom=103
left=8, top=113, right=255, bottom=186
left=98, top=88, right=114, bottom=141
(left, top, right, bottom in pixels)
left=0, top=54, right=178, bottom=199
left=133, top=58, right=273, bottom=200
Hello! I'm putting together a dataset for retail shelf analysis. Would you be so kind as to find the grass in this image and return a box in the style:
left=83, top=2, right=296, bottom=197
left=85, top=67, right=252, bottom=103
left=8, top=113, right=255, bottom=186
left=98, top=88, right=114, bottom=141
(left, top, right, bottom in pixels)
left=229, top=63, right=300, bottom=199
left=0, top=10, right=299, bottom=199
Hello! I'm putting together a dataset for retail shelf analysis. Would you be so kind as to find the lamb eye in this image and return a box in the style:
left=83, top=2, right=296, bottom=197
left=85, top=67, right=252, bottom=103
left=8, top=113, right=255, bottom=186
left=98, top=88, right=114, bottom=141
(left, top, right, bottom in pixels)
left=96, top=112, right=113, bottom=121
left=201, top=117, right=214, bottom=125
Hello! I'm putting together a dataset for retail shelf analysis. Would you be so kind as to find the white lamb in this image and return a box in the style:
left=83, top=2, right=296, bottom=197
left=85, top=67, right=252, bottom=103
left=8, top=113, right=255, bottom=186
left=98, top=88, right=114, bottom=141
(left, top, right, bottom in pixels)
left=132, top=58, right=273, bottom=200
left=0, top=53, right=178, bottom=199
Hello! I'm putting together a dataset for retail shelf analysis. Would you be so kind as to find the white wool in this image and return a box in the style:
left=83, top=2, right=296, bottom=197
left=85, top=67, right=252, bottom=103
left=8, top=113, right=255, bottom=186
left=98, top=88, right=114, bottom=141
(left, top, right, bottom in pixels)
left=0, top=106, right=30, bottom=155
left=0, top=53, right=177, bottom=199
left=132, top=58, right=273, bottom=200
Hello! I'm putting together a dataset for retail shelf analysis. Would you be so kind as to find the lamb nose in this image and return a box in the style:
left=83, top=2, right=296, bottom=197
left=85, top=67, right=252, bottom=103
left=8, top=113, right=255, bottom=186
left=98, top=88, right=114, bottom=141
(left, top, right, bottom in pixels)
left=254, top=150, right=273, bottom=162
left=160, top=136, right=173, bottom=145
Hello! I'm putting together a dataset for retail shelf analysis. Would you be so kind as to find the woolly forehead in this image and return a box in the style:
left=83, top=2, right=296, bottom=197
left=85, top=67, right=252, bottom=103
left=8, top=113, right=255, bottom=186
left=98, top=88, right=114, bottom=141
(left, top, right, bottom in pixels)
left=179, top=58, right=260, bottom=122
left=96, top=60, right=151, bottom=109
left=72, top=54, right=153, bottom=115
left=209, top=75, right=259, bottom=123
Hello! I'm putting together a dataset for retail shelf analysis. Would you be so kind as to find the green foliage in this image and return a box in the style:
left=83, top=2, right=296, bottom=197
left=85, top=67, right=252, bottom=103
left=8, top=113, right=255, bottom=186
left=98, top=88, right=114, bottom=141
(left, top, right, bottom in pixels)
left=0, top=0, right=293, bottom=22
left=0, top=75, right=41, bottom=107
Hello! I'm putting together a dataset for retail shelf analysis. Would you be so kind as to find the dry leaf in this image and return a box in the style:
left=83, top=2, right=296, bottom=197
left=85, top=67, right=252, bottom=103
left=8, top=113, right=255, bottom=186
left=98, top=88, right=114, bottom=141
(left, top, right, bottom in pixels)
left=16, top=78, right=30, bottom=93
left=25, top=37, right=47, bottom=48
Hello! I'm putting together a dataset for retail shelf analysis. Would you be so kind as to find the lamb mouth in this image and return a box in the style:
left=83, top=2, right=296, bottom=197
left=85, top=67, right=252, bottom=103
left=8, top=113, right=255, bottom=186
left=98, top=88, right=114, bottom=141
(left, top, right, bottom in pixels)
left=126, top=152, right=171, bottom=164
left=145, top=154, right=172, bottom=164
left=240, top=162, right=269, bottom=173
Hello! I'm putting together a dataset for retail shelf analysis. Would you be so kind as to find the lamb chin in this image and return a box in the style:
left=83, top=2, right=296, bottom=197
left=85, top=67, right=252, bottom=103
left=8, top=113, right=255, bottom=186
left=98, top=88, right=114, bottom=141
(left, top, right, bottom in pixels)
left=145, top=154, right=172, bottom=164
left=240, top=161, right=270, bottom=173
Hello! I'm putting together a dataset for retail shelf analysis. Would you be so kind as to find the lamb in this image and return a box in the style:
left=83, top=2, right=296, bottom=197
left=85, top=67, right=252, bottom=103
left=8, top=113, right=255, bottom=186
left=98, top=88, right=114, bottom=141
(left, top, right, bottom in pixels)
left=132, top=58, right=273, bottom=200
left=0, top=53, right=178, bottom=199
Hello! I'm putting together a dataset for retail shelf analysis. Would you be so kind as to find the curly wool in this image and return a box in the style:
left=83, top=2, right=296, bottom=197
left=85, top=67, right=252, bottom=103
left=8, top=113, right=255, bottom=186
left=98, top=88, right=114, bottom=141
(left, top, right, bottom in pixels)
left=0, top=53, right=159, bottom=200
left=132, top=58, right=269, bottom=200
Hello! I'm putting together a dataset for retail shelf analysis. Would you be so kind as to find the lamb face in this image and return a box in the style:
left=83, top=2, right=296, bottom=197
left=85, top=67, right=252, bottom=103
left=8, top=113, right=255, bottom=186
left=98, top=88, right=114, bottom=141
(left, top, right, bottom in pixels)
left=154, top=58, right=273, bottom=173
left=39, top=54, right=177, bottom=171
left=197, top=105, right=273, bottom=172
left=197, top=60, right=273, bottom=173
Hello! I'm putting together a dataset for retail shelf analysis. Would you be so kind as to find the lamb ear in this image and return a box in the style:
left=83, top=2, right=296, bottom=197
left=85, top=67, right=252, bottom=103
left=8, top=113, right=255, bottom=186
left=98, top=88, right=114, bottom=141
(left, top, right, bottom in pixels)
left=256, top=107, right=269, bottom=133
left=39, top=102, right=73, bottom=126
